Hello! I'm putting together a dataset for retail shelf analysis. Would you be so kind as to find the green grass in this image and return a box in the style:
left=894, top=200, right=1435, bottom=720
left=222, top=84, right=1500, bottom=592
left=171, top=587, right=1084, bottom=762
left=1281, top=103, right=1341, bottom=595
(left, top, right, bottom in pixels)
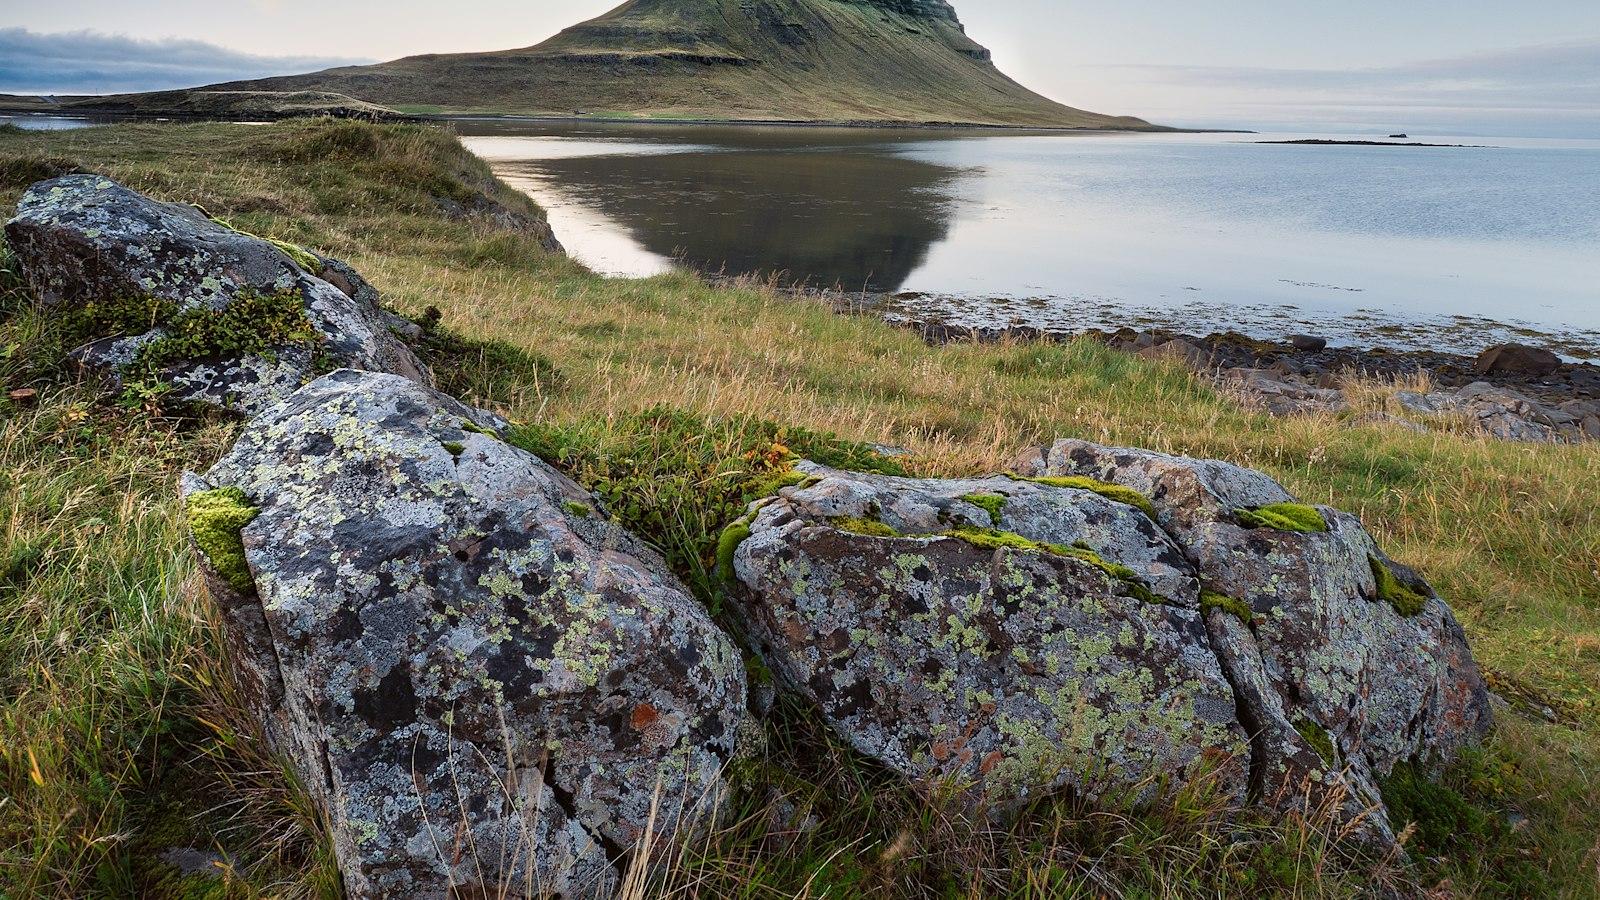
left=1, top=119, right=1597, bottom=898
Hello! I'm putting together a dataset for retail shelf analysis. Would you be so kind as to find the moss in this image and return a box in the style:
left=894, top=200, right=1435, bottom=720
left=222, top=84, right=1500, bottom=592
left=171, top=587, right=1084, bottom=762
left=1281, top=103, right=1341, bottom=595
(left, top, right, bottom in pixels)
left=131, top=289, right=320, bottom=380
left=1294, top=717, right=1337, bottom=766
left=1009, top=474, right=1157, bottom=520
left=1236, top=503, right=1328, bottom=534
left=440, top=440, right=466, bottom=458
left=959, top=492, right=1007, bottom=526
left=834, top=516, right=901, bottom=538
left=1200, top=590, right=1254, bottom=623
left=459, top=418, right=496, bottom=437
left=943, top=526, right=1166, bottom=604
left=186, top=487, right=261, bottom=595
left=716, top=519, right=753, bottom=585
left=562, top=500, right=592, bottom=518
left=208, top=214, right=321, bottom=272
left=1370, top=556, right=1428, bottom=617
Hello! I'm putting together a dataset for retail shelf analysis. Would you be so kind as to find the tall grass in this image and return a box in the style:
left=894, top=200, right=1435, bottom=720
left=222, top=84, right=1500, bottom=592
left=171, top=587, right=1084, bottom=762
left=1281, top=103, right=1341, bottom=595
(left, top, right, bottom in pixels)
left=1, top=119, right=1596, bottom=897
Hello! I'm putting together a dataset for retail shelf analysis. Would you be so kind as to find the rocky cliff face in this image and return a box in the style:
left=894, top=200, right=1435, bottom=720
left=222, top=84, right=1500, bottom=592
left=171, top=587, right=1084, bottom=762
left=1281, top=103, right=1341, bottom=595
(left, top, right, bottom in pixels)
left=847, top=0, right=961, bottom=23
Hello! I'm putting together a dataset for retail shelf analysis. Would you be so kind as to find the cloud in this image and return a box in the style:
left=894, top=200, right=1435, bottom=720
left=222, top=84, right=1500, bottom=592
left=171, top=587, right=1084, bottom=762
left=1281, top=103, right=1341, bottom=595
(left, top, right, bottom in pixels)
left=0, top=27, right=372, bottom=95
left=1081, top=39, right=1600, bottom=137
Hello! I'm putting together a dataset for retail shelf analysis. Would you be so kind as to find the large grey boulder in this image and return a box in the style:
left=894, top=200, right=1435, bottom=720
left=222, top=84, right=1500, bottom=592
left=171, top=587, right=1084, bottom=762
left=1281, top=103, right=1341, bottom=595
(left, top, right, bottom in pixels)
left=5, top=174, right=428, bottom=416
left=725, top=464, right=1253, bottom=813
left=1013, top=439, right=1492, bottom=841
left=182, top=370, right=747, bottom=898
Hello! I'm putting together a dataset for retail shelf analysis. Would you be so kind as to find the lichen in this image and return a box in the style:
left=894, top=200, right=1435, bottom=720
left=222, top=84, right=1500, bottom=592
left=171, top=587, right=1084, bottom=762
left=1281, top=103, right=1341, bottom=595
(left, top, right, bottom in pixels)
left=1370, top=556, right=1428, bottom=617
left=834, top=516, right=901, bottom=538
left=186, top=487, right=260, bottom=595
left=1200, top=590, right=1254, bottom=623
left=959, top=492, right=1007, bottom=526
left=1008, top=474, right=1157, bottom=520
left=208, top=213, right=322, bottom=272
left=942, top=527, right=1166, bottom=605
left=1236, top=503, right=1328, bottom=534
left=1294, top=717, right=1337, bottom=766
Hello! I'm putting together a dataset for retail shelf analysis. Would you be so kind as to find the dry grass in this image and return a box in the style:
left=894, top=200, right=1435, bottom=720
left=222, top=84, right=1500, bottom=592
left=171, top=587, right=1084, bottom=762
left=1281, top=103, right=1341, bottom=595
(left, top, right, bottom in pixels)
left=1, top=119, right=1597, bottom=898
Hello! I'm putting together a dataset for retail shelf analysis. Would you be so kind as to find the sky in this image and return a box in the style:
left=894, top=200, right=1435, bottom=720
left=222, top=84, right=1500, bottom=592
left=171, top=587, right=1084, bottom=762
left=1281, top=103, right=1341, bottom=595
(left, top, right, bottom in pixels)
left=3, top=1, right=1598, bottom=137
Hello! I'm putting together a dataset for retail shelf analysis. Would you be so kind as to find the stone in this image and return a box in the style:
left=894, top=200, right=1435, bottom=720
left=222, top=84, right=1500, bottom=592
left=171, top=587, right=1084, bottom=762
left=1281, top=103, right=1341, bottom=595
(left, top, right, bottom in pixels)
left=1227, top=369, right=1348, bottom=417
left=1012, top=439, right=1491, bottom=843
left=1288, top=334, right=1328, bottom=352
left=4, top=175, right=429, bottom=416
left=1473, top=343, right=1561, bottom=377
left=726, top=464, right=1253, bottom=815
left=182, top=370, right=746, bottom=899
left=1140, top=339, right=1211, bottom=371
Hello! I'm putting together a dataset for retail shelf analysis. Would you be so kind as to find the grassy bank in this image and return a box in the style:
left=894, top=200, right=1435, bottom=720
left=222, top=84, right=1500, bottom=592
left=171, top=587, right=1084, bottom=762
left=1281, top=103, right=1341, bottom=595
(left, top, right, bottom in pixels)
left=0, top=120, right=1596, bottom=898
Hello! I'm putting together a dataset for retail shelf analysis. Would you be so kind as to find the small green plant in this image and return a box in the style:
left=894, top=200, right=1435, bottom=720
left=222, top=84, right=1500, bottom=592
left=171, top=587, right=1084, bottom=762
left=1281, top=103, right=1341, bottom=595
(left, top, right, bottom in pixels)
left=1370, top=556, right=1429, bottom=616
left=186, top=487, right=261, bottom=595
left=1236, top=503, right=1327, bottom=533
left=959, top=492, right=1007, bottom=526
left=130, top=290, right=320, bottom=381
left=1010, top=474, right=1157, bottom=520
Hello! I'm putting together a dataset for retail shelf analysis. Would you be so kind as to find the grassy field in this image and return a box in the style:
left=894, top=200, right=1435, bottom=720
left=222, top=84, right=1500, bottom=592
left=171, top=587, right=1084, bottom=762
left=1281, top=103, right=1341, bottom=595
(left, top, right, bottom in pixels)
left=0, top=120, right=1596, bottom=898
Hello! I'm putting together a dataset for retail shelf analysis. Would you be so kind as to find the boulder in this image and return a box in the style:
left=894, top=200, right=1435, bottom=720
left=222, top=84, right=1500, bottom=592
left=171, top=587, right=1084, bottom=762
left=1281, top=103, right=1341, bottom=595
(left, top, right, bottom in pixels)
left=5, top=175, right=429, bottom=416
left=182, top=370, right=747, bottom=898
left=725, top=464, right=1253, bottom=813
left=1473, top=343, right=1561, bottom=377
left=1287, top=334, right=1328, bottom=353
left=1139, top=338, right=1211, bottom=371
left=1226, top=369, right=1348, bottom=417
left=1013, top=440, right=1492, bottom=842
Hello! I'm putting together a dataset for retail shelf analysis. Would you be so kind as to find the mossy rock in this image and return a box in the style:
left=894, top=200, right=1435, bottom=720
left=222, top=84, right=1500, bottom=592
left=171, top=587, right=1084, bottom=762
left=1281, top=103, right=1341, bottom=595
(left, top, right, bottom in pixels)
left=1370, top=556, right=1428, bottom=616
left=1010, top=474, right=1157, bottom=520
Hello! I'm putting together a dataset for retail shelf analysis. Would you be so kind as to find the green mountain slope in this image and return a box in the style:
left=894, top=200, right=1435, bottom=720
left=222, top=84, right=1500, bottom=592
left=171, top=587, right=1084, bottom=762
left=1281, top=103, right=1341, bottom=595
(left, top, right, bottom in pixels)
left=208, top=0, right=1152, bottom=128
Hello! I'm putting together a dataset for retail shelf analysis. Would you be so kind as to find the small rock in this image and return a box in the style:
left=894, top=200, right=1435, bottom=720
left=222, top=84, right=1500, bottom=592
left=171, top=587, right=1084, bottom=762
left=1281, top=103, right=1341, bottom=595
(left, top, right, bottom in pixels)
left=1140, top=339, right=1211, bottom=371
left=1473, top=343, right=1561, bottom=377
left=1288, top=334, right=1328, bottom=352
left=161, top=847, right=228, bottom=877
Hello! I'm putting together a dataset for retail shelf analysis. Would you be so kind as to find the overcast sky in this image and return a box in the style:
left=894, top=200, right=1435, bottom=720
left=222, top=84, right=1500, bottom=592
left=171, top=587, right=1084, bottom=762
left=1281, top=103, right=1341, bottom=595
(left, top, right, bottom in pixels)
left=4, top=1, right=1598, bottom=136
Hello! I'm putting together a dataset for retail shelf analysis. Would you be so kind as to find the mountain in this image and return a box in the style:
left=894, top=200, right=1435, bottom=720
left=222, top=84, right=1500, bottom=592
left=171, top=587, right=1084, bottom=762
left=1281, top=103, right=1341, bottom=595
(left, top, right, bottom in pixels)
left=206, top=0, right=1152, bottom=128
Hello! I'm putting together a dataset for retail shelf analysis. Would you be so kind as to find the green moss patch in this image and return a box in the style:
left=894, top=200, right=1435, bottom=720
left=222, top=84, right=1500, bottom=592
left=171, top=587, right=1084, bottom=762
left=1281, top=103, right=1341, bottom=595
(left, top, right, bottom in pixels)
left=208, top=213, right=322, bottom=272
left=1236, top=503, right=1327, bottom=534
left=186, top=487, right=261, bottom=595
left=1009, top=474, right=1157, bottom=520
left=1294, top=718, right=1337, bottom=766
left=834, top=516, right=901, bottom=538
left=562, top=500, right=593, bottom=518
left=440, top=440, right=465, bottom=458
left=1370, top=556, right=1429, bottom=617
left=716, top=519, right=753, bottom=586
left=942, top=526, right=1166, bottom=605
left=1200, top=590, right=1254, bottom=623
left=959, top=492, right=1007, bottom=526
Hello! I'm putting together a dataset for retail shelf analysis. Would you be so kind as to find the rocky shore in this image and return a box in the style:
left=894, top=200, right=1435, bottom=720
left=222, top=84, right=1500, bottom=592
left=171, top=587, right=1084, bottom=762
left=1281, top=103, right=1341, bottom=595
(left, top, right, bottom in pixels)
left=812, top=287, right=1600, bottom=444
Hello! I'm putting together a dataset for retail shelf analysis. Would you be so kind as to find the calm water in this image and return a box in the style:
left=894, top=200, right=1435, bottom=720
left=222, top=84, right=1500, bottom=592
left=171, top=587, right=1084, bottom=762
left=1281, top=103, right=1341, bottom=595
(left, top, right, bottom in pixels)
left=463, top=122, right=1600, bottom=358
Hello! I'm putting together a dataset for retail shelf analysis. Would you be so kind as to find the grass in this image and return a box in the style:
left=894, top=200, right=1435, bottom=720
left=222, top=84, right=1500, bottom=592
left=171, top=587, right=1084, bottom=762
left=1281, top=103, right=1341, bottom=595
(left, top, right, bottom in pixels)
left=1, top=119, right=1597, bottom=897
